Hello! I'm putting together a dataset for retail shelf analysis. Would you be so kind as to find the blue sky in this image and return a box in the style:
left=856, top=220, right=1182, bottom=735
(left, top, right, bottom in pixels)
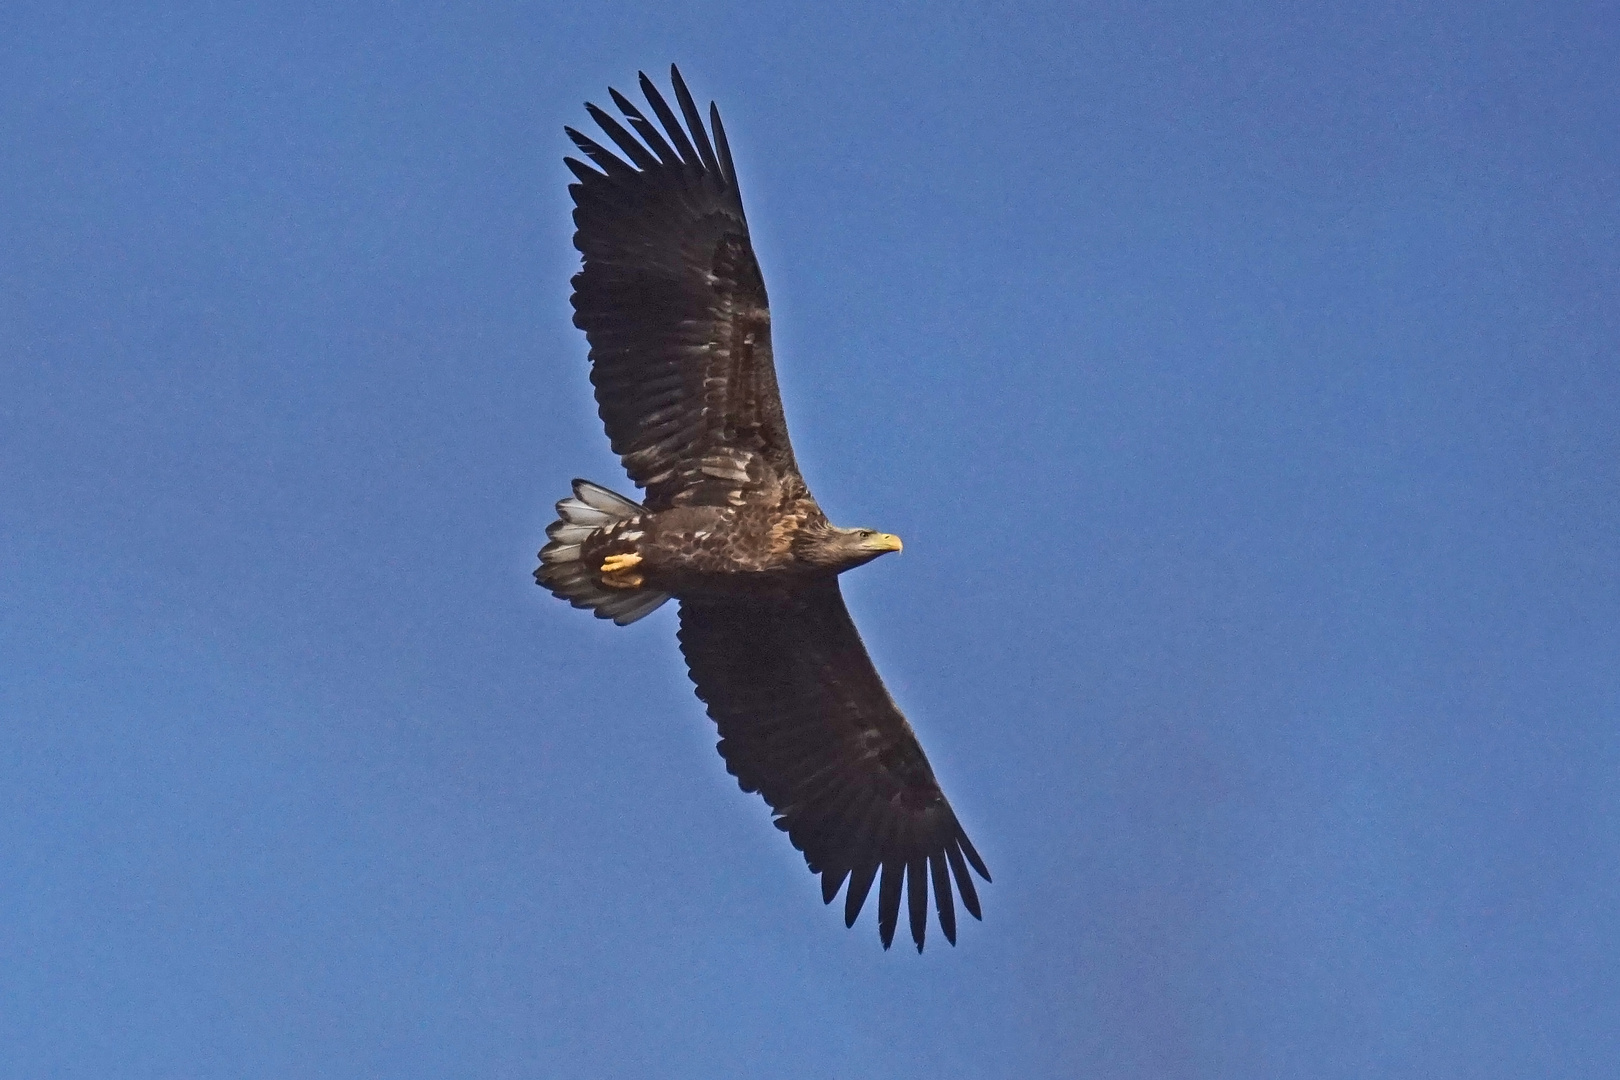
left=3, top=2, right=1617, bottom=1076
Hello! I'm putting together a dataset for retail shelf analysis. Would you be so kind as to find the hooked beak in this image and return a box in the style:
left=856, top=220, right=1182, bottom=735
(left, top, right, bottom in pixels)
left=868, top=532, right=903, bottom=554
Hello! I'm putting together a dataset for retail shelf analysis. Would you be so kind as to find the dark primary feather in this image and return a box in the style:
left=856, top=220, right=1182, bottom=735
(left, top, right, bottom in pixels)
left=676, top=579, right=990, bottom=950
left=567, top=65, right=798, bottom=510
left=670, top=66, right=723, bottom=180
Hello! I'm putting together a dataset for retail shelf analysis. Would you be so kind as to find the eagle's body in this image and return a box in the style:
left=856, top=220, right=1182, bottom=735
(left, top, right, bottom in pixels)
left=536, top=67, right=989, bottom=951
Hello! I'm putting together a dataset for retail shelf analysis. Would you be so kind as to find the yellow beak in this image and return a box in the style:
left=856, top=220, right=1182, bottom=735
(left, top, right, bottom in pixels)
left=869, top=533, right=903, bottom=553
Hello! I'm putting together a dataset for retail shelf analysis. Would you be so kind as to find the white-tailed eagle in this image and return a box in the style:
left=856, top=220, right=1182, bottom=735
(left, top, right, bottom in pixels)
left=537, top=67, right=989, bottom=951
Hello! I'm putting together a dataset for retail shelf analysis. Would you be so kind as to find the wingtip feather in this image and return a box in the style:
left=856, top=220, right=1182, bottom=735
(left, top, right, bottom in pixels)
left=876, top=859, right=903, bottom=949
left=958, top=829, right=992, bottom=882
left=907, top=856, right=929, bottom=952
left=668, top=64, right=722, bottom=178
left=930, top=852, right=957, bottom=945
left=946, top=840, right=982, bottom=921
left=820, top=867, right=849, bottom=905
left=844, top=861, right=878, bottom=928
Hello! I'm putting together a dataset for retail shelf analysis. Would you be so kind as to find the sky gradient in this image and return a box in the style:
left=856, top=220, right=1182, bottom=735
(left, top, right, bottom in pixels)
left=4, top=2, right=1618, bottom=1077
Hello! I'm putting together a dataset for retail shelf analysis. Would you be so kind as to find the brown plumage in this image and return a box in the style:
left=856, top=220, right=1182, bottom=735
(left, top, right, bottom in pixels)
left=535, top=66, right=989, bottom=951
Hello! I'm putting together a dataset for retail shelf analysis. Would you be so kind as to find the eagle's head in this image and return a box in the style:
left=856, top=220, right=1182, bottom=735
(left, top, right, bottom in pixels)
left=798, top=524, right=903, bottom=572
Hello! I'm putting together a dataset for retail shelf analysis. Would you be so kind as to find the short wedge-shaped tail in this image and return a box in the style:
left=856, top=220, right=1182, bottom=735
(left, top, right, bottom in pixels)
left=536, top=479, right=669, bottom=625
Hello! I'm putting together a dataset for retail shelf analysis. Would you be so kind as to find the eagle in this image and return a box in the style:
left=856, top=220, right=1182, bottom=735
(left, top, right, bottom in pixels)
left=536, top=66, right=990, bottom=951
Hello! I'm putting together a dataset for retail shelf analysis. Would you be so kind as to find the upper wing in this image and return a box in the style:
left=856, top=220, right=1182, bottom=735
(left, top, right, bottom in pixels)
left=677, top=579, right=991, bottom=951
left=566, top=66, right=802, bottom=511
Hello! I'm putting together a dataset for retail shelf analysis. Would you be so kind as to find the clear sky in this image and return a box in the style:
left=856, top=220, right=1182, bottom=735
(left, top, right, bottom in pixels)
left=3, top=2, right=1617, bottom=1077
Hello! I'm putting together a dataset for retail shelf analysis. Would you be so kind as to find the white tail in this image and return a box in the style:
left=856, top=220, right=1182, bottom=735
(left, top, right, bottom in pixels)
left=535, top=479, right=669, bottom=625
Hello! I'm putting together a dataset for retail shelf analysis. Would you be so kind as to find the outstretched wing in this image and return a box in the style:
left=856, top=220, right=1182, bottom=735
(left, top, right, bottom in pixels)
left=566, top=66, right=802, bottom=511
left=677, top=580, right=991, bottom=951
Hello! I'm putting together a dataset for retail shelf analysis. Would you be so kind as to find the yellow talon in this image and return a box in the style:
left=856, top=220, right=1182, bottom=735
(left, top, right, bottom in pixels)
left=600, top=553, right=642, bottom=574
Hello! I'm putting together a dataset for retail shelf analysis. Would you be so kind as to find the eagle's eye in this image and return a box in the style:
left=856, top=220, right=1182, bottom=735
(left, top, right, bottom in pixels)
left=857, top=529, right=873, bottom=538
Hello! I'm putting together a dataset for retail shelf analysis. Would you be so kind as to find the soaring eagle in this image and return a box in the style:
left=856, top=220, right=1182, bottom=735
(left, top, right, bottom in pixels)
left=536, top=67, right=989, bottom=951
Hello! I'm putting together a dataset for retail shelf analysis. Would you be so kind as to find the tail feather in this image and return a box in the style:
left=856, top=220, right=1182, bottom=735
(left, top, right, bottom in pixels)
left=564, top=480, right=644, bottom=518
left=536, top=479, right=670, bottom=626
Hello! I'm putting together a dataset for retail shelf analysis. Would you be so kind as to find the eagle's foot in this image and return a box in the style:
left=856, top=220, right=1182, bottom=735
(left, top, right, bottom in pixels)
left=599, top=552, right=644, bottom=589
